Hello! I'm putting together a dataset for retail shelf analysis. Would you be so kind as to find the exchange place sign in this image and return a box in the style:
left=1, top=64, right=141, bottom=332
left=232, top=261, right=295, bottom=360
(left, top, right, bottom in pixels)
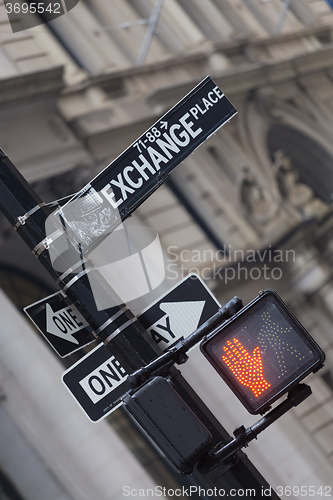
left=57, top=76, right=237, bottom=254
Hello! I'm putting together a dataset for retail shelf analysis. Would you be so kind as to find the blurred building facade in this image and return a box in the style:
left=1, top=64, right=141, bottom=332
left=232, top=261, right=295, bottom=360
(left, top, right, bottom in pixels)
left=1, top=0, right=333, bottom=498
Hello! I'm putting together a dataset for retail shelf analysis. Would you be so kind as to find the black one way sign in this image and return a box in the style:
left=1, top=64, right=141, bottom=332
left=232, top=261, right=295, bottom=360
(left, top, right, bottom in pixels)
left=24, top=292, right=95, bottom=357
left=62, top=274, right=221, bottom=422
left=57, top=76, right=237, bottom=254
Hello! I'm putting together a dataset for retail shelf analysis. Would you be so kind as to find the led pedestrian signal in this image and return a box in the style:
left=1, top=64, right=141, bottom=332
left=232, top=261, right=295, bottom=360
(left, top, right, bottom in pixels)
left=200, top=289, right=325, bottom=414
left=222, top=339, right=271, bottom=398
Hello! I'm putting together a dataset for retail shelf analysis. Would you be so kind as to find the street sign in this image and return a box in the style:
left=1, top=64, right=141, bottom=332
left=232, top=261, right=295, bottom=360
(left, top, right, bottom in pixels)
left=57, top=76, right=237, bottom=255
left=62, top=274, right=221, bottom=421
left=24, top=292, right=95, bottom=357
left=200, top=289, right=325, bottom=414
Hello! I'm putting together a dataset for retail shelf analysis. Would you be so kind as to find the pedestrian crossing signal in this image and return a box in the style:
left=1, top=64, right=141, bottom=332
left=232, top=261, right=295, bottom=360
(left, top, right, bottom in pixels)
left=200, top=289, right=325, bottom=414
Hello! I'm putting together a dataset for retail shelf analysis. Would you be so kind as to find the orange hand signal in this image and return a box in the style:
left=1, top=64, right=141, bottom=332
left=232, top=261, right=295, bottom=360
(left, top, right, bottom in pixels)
left=222, top=338, right=271, bottom=397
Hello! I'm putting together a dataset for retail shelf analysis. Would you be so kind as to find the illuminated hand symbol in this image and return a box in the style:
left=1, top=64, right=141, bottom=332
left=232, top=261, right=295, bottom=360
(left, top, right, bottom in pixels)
left=222, top=338, right=271, bottom=397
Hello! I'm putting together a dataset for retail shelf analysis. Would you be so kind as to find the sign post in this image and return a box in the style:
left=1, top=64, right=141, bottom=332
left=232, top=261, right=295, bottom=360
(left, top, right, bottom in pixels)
left=0, top=77, right=280, bottom=498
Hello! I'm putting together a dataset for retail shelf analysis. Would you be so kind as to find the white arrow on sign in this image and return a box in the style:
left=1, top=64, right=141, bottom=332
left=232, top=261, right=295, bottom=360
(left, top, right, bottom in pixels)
left=160, top=120, right=168, bottom=129
left=147, top=300, right=205, bottom=349
left=46, top=303, right=87, bottom=344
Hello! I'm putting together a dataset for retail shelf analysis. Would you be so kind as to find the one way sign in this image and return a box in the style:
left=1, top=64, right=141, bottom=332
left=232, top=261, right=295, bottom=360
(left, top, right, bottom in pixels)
left=62, top=274, right=220, bottom=422
left=24, top=292, right=95, bottom=357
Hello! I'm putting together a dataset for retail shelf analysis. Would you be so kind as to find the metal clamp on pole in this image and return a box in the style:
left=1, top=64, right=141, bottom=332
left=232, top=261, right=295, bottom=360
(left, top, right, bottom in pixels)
left=61, top=267, right=96, bottom=293
left=127, top=296, right=243, bottom=389
left=14, top=203, right=47, bottom=230
left=32, top=229, right=63, bottom=257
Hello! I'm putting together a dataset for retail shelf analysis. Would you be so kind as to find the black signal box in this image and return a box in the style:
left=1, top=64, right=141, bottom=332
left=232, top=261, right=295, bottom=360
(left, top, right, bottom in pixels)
left=200, top=289, right=325, bottom=415
left=123, top=377, right=212, bottom=473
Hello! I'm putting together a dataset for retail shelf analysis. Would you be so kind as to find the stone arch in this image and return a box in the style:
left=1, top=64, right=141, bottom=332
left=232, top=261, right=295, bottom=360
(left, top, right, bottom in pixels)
left=239, top=87, right=333, bottom=222
left=267, top=123, right=333, bottom=204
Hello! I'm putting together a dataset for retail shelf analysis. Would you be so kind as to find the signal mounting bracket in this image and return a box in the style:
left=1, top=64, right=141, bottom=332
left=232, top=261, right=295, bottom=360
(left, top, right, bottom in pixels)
left=197, top=383, right=312, bottom=474
left=126, top=296, right=243, bottom=390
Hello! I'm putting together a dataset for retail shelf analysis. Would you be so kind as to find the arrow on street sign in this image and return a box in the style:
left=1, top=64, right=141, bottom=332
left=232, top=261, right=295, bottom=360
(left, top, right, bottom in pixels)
left=146, top=300, right=205, bottom=351
left=46, top=303, right=81, bottom=344
left=56, top=76, right=237, bottom=255
left=62, top=274, right=221, bottom=422
left=24, top=292, right=94, bottom=357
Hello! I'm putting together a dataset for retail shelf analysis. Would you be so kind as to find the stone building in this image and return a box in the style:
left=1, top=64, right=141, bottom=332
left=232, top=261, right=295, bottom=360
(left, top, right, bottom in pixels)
left=1, top=0, right=333, bottom=498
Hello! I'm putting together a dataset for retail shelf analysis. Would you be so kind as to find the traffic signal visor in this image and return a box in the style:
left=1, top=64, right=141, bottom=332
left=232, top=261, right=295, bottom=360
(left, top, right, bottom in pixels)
left=200, top=289, right=325, bottom=414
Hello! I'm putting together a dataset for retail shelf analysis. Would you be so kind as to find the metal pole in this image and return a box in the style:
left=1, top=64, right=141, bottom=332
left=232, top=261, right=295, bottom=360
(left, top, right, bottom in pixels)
left=136, top=0, right=164, bottom=66
left=0, top=149, right=160, bottom=373
left=273, top=0, right=292, bottom=35
left=0, top=148, right=280, bottom=498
